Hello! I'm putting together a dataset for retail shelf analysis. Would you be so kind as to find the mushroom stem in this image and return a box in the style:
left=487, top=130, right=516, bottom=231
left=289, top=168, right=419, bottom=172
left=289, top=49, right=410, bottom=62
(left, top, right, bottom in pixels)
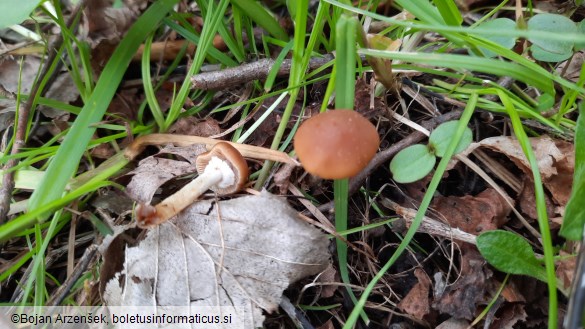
left=136, top=156, right=234, bottom=228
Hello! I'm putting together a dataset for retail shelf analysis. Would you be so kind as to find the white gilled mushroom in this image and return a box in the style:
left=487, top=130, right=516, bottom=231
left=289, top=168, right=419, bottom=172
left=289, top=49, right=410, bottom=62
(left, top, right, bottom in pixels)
left=136, top=142, right=248, bottom=228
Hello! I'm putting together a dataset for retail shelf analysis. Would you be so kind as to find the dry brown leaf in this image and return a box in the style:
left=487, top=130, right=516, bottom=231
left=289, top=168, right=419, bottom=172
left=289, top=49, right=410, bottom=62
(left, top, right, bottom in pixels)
left=490, top=303, right=527, bottom=329
left=317, top=319, right=335, bottom=329
left=478, top=136, right=574, bottom=205
left=273, top=163, right=296, bottom=195
left=102, top=191, right=330, bottom=328
left=500, top=280, right=525, bottom=303
left=316, top=264, right=338, bottom=299
left=555, top=250, right=577, bottom=291
left=169, top=117, right=222, bottom=137
left=431, top=188, right=511, bottom=234
left=83, top=0, right=148, bottom=72
left=82, top=0, right=144, bottom=47
left=433, top=247, right=493, bottom=320
left=398, top=268, right=431, bottom=320
left=557, top=51, right=584, bottom=82
left=518, top=182, right=555, bottom=221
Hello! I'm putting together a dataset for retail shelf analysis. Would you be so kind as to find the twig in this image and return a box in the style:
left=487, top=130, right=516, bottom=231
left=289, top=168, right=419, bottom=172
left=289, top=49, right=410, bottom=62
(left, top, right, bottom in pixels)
left=46, top=244, right=98, bottom=306
left=379, top=199, right=478, bottom=245
left=279, top=295, right=315, bottom=329
left=191, top=54, right=334, bottom=90
left=10, top=233, right=95, bottom=302
left=0, top=3, right=84, bottom=223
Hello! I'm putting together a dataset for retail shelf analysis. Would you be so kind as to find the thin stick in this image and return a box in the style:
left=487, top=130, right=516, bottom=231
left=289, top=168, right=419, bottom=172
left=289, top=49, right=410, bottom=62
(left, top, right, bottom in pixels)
left=191, top=54, right=334, bottom=90
left=46, top=244, right=98, bottom=306
left=0, top=3, right=83, bottom=223
left=380, top=199, right=478, bottom=245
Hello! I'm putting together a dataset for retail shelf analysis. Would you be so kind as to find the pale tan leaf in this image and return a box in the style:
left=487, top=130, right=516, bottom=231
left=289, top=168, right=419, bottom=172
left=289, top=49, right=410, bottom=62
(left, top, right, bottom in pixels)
left=102, top=191, right=330, bottom=328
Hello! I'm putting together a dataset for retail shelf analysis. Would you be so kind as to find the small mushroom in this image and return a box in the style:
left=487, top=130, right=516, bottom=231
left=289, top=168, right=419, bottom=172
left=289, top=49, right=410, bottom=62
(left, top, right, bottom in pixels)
left=293, top=110, right=379, bottom=179
left=136, top=142, right=248, bottom=228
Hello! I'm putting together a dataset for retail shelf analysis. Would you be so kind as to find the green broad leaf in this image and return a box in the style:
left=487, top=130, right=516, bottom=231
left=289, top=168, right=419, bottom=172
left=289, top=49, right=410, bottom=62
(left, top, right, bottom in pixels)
left=0, top=0, right=42, bottom=29
left=560, top=103, right=585, bottom=240
left=477, top=230, right=547, bottom=282
left=536, top=93, right=555, bottom=112
left=429, top=121, right=473, bottom=157
left=527, top=13, right=577, bottom=55
left=530, top=43, right=573, bottom=62
left=474, top=18, right=517, bottom=58
left=575, top=20, right=585, bottom=51
left=390, top=144, right=436, bottom=183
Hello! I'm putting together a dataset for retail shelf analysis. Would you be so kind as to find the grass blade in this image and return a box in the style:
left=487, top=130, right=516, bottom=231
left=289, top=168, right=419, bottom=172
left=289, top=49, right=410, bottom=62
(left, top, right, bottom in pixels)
left=343, top=94, right=479, bottom=329
left=27, top=0, right=179, bottom=217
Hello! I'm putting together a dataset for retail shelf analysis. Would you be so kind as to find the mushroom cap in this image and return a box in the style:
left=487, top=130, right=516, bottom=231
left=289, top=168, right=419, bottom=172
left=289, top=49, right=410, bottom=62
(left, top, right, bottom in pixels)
left=294, top=110, right=380, bottom=179
left=195, top=142, right=249, bottom=195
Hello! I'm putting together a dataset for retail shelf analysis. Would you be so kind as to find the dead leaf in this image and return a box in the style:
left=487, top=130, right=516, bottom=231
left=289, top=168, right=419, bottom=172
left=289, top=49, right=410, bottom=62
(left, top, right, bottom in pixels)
left=125, top=144, right=207, bottom=203
left=317, top=319, right=335, bottom=329
left=478, top=136, right=574, bottom=205
left=490, top=303, right=527, bottom=329
left=102, top=191, right=330, bottom=328
left=91, top=189, right=134, bottom=215
left=83, top=0, right=147, bottom=72
left=555, top=250, right=577, bottom=291
left=518, top=182, right=555, bottom=221
left=169, top=117, right=222, bottom=137
left=317, top=264, right=338, bottom=299
left=435, top=318, right=469, bottom=329
left=82, top=0, right=144, bottom=47
left=433, top=247, right=493, bottom=320
left=398, top=268, right=431, bottom=320
left=274, top=162, right=296, bottom=195
left=557, top=51, right=584, bottom=82
left=500, top=280, right=525, bottom=303
left=431, top=188, right=511, bottom=234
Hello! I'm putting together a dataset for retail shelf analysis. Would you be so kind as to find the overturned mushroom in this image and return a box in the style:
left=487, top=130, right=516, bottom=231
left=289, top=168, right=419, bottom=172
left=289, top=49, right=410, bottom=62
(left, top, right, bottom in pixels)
left=136, top=142, right=248, bottom=228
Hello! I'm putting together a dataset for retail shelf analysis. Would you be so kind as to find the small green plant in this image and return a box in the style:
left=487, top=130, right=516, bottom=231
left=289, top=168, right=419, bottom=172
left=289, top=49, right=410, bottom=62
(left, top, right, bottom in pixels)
left=477, top=230, right=569, bottom=297
left=389, top=120, right=472, bottom=183
left=560, top=102, right=585, bottom=240
left=0, top=0, right=42, bottom=28
left=475, top=13, right=585, bottom=62
left=477, top=230, right=547, bottom=282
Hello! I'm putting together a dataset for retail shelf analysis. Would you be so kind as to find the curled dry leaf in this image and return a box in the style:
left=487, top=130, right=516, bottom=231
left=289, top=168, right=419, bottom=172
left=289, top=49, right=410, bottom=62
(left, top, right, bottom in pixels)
left=398, top=268, right=432, bottom=321
left=490, top=303, right=528, bottom=329
left=555, top=250, right=577, bottom=291
left=431, top=188, right=511, bottom=234
left=101, top=191, right=330, bottom=328
left=433, top=247, right=494, bottom=320
left=477, top=136, right=574, bottom=205
left=82, top=0, right=146, bottom=47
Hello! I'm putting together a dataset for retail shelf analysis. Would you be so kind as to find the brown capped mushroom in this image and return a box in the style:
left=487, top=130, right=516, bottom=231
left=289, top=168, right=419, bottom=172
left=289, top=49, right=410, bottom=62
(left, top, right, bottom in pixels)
left=293, top=110, right=379, bottom=179
left=136, top=142, right=248, bottom=228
